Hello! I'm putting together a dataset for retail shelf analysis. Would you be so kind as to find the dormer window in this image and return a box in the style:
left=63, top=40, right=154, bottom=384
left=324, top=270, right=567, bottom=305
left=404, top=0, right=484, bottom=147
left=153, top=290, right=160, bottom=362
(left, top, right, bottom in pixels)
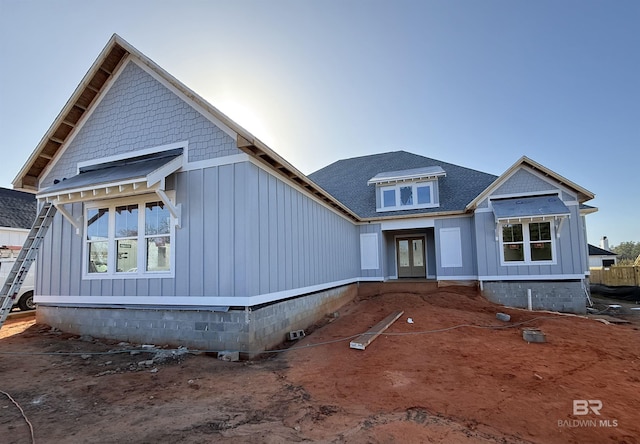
left=369, top=166, right=445, bottom=212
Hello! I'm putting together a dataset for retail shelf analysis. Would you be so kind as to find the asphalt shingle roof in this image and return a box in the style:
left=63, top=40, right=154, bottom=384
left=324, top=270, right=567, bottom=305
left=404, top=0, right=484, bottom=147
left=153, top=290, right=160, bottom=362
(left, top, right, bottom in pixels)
left=0, top=187, right=37, bottom=230
left=309, top=151, right=498, bottom=219
left=588, top=244, right=616, bottom=256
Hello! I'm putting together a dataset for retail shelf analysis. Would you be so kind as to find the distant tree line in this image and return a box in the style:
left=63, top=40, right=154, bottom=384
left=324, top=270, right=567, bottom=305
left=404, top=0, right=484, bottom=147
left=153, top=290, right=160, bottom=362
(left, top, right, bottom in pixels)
left=611, top=241, right=640, bottom=265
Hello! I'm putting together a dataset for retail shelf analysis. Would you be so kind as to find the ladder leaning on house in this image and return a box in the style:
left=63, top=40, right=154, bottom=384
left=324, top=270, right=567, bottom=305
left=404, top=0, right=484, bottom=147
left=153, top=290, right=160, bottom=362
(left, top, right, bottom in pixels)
left=0, top=202, right=57, bottom=329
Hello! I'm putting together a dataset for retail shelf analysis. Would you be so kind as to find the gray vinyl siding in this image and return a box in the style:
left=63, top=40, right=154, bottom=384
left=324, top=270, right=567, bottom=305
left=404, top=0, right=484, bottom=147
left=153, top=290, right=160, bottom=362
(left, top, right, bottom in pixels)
left=37, top=161, right=360, bottom=301
left=426, top=229, right=436, bottom=277
left=359, top=223, right=384, bottom=279
left=471, top=165, right=588, bottom=278
left=474, top=204, right=585, bottom=277
left=176, top=162, right=360, bottom=297
left=381, top=228, right=435, bottom=279
left=434, top=217, right=477, bottom=277
left=41, top=60, right=239, bottom=188
left=492, top=168, right=557, bottom=196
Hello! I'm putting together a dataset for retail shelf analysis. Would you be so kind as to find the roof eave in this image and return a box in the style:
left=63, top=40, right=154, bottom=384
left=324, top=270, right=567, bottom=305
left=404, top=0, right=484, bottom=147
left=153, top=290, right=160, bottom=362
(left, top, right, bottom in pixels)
left=466, top=156, right=595, bottom=212
left=358, top=209, right=469, bottom=223
left=13, top=34, right=131, bottom=191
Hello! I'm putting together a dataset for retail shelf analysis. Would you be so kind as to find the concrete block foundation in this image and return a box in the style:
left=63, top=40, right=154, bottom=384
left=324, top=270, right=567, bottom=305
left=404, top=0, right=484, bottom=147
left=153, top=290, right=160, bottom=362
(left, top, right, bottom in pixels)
left=481, top=280, right=587, bottom=314
left=36, top=284, right=358, bottom=358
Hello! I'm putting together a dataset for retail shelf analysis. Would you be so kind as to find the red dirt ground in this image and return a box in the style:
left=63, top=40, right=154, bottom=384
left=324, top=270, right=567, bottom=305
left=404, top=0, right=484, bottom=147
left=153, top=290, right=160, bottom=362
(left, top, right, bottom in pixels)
left=1, top=285, right=639, bottom=443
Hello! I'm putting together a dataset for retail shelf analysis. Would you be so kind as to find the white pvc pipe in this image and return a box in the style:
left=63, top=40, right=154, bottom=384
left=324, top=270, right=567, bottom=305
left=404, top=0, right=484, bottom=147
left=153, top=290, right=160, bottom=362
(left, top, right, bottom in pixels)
left=527, top=289, right=532, bottom=311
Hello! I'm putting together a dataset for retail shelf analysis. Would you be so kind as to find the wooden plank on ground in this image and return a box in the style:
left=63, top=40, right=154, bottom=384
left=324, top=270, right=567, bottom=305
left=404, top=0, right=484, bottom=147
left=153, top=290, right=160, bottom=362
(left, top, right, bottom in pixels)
left=350, top=310, right=404, bottom=350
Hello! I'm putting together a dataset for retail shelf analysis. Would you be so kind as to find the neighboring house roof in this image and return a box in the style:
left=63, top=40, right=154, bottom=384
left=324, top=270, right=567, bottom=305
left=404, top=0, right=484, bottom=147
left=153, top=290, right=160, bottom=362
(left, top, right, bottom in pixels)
left=588, top=244, right=617, bottom=256
left=309, top=151, right=497, bottom=219
left=0, top=187, right=37, bottom=230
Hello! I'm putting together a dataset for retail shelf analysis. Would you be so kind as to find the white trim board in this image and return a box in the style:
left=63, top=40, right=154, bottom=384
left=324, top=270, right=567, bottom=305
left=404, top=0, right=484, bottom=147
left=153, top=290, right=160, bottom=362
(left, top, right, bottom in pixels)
left=35, top=277, right=362, bottom=307
left=381, top=217, right=435, bottom=231
left=479, top=274, right=586, bottom=281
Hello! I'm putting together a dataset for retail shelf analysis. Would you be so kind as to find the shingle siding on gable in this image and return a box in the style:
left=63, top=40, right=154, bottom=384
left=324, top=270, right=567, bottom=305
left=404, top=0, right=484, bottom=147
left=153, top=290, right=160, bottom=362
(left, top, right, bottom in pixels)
left=492, top=169, right=557, bottom=196
left=41, top=61, right=238, bottom=188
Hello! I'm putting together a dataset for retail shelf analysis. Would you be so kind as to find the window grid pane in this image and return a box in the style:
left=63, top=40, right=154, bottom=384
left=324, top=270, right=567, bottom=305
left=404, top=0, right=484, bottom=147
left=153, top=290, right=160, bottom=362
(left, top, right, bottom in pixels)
left=87, top=208, right=109, bottom=240
left=116, top=239, right=138, bottom=272
left=115, top=205, right=139, bottom=238
left=147, top=237, right=171, bottom=271
left=400, top=186, right=413, bottom=205
left=145, top=201, right=170, bottom=235
left=417, top=186, right=431, bottom=204
left=88, top=241, right=108, bottom=273
left=383, top=189, right=396, bottom=207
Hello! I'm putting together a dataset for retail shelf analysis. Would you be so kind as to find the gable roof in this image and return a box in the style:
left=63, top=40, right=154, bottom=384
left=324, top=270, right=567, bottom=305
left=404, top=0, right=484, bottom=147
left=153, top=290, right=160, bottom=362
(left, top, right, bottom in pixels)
left=309, top=151, right=497, bottom=219
left=466, top=156, right=595, bottom=210
left=13, top=34, right=359, bottom=222
left=0, top=187, right=37, bottom=230
left=588, top=244, right=617, bottom=256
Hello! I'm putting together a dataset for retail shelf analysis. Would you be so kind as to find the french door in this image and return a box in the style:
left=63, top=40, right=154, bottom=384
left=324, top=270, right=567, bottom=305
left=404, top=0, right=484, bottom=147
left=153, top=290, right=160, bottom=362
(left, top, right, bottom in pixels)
left=396, top=237, right=426, bottom=278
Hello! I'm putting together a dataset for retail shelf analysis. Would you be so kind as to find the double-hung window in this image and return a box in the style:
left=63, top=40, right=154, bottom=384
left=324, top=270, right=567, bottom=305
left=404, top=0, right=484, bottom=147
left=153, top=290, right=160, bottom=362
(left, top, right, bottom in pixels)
left=85, top=197, right=173, bottom=277
left=500, top=221, right=555, bottom=265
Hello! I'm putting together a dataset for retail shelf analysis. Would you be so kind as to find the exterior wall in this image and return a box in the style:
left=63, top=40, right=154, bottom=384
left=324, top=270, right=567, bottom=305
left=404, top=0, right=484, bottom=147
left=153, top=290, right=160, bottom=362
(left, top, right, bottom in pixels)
left=474, top=204, right=585, bottom=278
left=482, top=280, right=586, bottom=314
left=36, top=161, right=360, bottom=303
left=175, top=162, right=360, bottom=298
left=434, top=217, right=477, bottom=278
left=36, top=283, right=357, bottom=356
left=589, top=256, right=617, bottom=268
left=492, top=168, right=558, bottom=195
left=0, top=227, right=29, bottom=246
left=382, top=228, right=436, bottom=279
left=41, top=60, right=239, bottom=188
left=359, top=223, right=384, bottom=279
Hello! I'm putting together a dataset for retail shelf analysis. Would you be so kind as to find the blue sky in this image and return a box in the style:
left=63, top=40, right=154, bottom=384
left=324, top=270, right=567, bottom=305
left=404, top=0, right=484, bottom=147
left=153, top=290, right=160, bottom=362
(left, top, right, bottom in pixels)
left=0, top=0, right=638, bottom=246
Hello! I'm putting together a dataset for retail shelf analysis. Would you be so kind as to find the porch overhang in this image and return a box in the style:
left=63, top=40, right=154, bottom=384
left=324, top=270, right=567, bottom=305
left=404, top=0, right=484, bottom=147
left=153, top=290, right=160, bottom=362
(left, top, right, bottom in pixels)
left=492, top=196, right=570, bottom=224
left=37, top=149, right=184, bottom=231
left=492, top=195, right=570, bottom=240
left=367, top=166, right=446, bottom=186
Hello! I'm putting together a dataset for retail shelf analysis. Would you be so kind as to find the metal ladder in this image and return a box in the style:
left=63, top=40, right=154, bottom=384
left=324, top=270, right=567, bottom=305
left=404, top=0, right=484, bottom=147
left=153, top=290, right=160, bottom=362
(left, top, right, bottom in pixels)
left=0, top=202, right=57, bottom=329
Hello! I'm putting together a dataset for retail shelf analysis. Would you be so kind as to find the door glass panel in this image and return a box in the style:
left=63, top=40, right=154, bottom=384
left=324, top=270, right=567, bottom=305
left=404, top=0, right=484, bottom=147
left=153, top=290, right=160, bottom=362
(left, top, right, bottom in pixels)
left=398, top=240, right=409, bottom=267
left=413, top=239, right=424, bottom=266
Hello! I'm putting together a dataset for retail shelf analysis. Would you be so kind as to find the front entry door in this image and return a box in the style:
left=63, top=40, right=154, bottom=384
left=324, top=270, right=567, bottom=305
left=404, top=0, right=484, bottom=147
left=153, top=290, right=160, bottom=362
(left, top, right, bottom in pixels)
left=397, top=237, right=426, bottom=278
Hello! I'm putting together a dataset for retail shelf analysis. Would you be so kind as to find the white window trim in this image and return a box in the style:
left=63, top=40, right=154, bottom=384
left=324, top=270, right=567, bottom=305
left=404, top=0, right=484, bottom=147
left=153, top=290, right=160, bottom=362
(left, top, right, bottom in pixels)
left=378, top=181, right=438, bottom=212
left=499, top=221, right=557, bottom=266
left=83, top=193, right=176, bottom=280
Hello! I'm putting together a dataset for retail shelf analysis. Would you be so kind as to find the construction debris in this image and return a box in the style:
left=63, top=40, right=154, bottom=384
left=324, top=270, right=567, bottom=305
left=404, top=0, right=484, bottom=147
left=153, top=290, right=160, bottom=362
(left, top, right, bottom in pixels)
left=350, top=310, right=404, bottom=350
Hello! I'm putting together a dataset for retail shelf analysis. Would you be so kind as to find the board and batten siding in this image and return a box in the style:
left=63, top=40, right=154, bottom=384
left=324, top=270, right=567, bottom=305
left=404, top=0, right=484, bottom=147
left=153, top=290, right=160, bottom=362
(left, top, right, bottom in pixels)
left=434, top=217, right=477, bottom=278
left=37, top=161, right=361, bottom=302
left=359, top=224, right=384, bottom=279
left=474, top=203, right=586, bottom=278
